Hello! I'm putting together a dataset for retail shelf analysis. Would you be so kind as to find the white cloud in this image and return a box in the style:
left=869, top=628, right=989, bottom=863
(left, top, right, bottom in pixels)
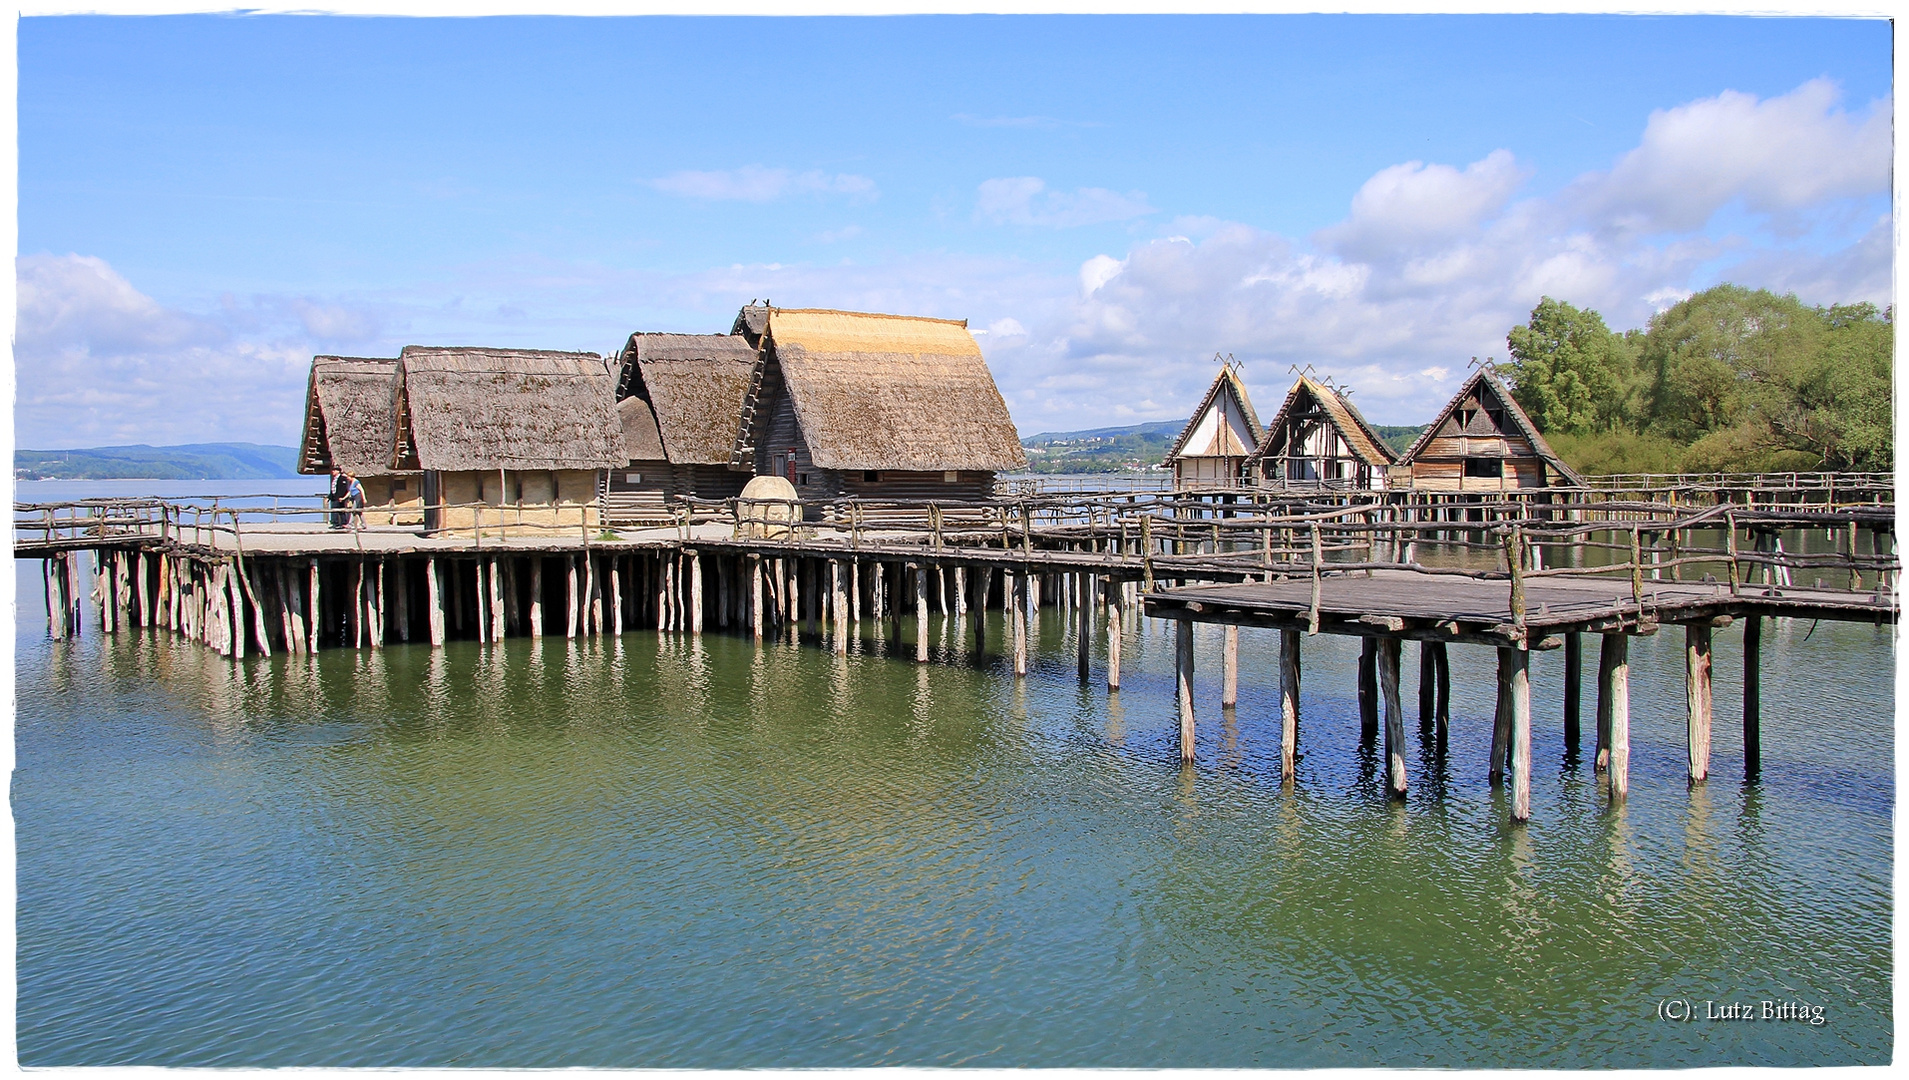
left=1317, top=149, right=1530, bottom=260
left=1079, top=254, right=1125, bottom=295
left=1579, top=78, right=1890, bottom=235
left=976, top=177, right=1154, bottom=228
left=16, top=253, right=219, bottom=355
left=650, top=165, right=878, bottom=203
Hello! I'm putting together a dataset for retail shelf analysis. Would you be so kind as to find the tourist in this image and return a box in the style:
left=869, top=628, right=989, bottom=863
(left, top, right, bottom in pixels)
left=329, top=467, right=349, bottom=530
left=345, top=472, right=366, bottom=531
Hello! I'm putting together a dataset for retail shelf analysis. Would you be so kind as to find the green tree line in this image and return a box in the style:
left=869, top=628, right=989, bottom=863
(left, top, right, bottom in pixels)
left=1501, top=284, right=1893, bottom=475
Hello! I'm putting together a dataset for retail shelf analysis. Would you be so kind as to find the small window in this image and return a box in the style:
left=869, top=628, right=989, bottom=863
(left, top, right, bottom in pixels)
left=1463, top=458, right=1504, bottom=478
left=943, top=470, right=959, bottom=483
left=798, top=474, right=809, bottom=486
left=626, top=472, right=643, bottom=484
left=863, top=470, right=879, bottom=483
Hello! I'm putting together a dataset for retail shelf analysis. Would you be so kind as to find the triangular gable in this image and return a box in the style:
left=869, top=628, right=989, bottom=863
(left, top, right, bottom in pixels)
left=1398, top=368, right=1585, bottom=485
left=298, top=366, right=331, bottom=474
left=1252, top=375, right=1396, bottom=468
left=1165, top=366, right=1263, bottom=461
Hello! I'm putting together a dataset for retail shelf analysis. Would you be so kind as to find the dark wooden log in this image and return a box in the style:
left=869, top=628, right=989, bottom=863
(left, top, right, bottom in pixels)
left=1358, top=636, right=1378, bottom=741
left=1379, top=636, right=1406, bottom=797
left=1743, top=615, right=1762, bottom=778
left=1563, top=630, right=1582, bottom=749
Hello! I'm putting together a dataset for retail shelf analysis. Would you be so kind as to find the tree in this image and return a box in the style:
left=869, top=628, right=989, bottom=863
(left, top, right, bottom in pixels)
left=1503, top=297, right=1634, bottom=435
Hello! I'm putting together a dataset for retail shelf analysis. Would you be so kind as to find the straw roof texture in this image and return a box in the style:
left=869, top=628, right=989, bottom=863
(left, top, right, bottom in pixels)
left=1255, top=376, right=1397, bottom=467
left=623, top=333, right=758, bottom=465
left=1165, top=365, right=1263, bottom=461
left=394, top=347, right=623, bottom=472
left=619, top=395, right=667, bottom=462
left=747, top=308, right=1028, bottom=472
left=299, top=356, right=402, bottom=475
left=1399, top=368, right=1585, bottom=484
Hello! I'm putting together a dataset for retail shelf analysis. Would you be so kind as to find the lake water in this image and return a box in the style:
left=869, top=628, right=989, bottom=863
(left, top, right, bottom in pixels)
left=12, top=485, right=1896, bottom=1067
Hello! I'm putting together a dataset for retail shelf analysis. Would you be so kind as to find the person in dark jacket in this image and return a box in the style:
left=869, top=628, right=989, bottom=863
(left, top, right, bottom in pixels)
left=329, top=467, right=350, bottom=530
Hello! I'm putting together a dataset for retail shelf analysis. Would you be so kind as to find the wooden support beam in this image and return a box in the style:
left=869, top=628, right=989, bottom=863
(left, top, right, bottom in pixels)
left=690, top=552, right=704, bottom=636
left=1279, top=628, right=1300, bottom=784
left=567, top=556, right=580, bottom=639
left=973, top=566, right=989, bottom=660
left=1012, top=571, right=1028, bottom=677
left=914, top=562, right=929, bottom=662
left=831, top=560, right=847, bottom=655
left=1176, top=616, right=1195, bottom=763
left=1358, top=636, right=1378, bottom=741
left=1221, top=624, right=1239, bottom=707
left=1380, top=636, right=1406, bottom=798
left=1599, top=633, right=1630, bottom=800
left=526, top=556, right=542, bottom=639
left=1106, top=576, right=1122, bottom=691
left=1563, top=630, right=1582, bottom=750
left=750, top=554, right=764, bottom=644
left=1686, top=622, right=1713, bottom=782
left=1417, top=641, right=1436, bottom=729
left=1489, top=653, right=1511, bottom=785
left=1077, top=571, right=1092, bottom=682
left=1505, top=646, right=1531, bottom=820
left=1743, top=614, right=1762, bottom=778
left=310, top=559, right=323, bottom=650
left=1432, top=640, right=1450, bottom=749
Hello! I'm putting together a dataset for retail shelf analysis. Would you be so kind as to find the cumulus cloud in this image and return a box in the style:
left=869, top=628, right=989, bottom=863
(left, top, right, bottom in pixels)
left=650, top=165, right=878, bottom=203
left=1577, top=78, right=1890, bottom=235
left=1317, top=149, right=1530, bottom=260
left=975, top=177, right=1154, bottom=228
left=13, top=254, right=374, bottom=447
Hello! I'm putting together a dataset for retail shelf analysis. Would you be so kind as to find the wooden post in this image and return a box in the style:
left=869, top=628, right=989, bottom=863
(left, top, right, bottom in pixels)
left=1105, top=577, right=1122, bottom=691
left=589, top=554, right=603, bottom=636
left=1011, top=572, right=1028, bottom=677
left=1380, top=636, right=1406, bottom=797
left=954, top=566, right=967, bottom=617
left=610, top=556, right=623, bottom=636
left=392, top=559, right=409, bottom=643
left=1506, top=646, right=1531, bottom=820
left=1221, top=624, right=1239, bottom=707
left=1432, top=640, right=1450, bottom=748
left=914, top=563, right=929, bottom=662
left=690, top=552, right=704, bottom=636
left=309, top=559, right=322, bottom=650
left=567, top=556, right=580, bottom=639
left=490, top=556, right=506, bottom=643
left=1489, top=651, right=1512, bottom=785
left=1075, top=572, right=1091, bottom=682
left=1358, top=637, right=1378, bottom=740
left=1600, top=633, right=1631, bottom=801
left=1743, top=615, right=1762, bottom=778
left=1685, top=622, right=1713, bottom=782
left=1279, top=628, right=1300, bottom=783
left=1417, top=641, right=1436, bottom=728
left=805, top=559, right=818, bottom=637
left=1176, top=617, right=1195, bottom=762
left=1563, top=630, right=1582, bottom=749
left=973, top=567, right=990, bottom=659
left=750, top=555, right=764, bottom=643
left=526, top=556, right=541, bottom=639
left=831, top=560, right=847, bottom=655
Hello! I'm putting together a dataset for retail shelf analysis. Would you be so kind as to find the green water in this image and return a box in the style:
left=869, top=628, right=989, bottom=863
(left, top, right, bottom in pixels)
left=14, top=561, right=1894, bottom=1066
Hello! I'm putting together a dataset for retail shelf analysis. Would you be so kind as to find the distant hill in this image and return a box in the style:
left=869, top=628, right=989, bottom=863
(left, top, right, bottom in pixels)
left=1018, top=420, right=1429, bottom=473
left=1019, top=421, right=1185, bottom=474
left=15, top=443, right=301, bottom=481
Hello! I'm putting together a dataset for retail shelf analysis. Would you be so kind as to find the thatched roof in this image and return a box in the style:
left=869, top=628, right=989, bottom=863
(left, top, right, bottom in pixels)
left=1254, top=375, right=1397, bottom=468
left=731, top=303, right=771, bottom=347
left=1399, top=368, right=1586, bottom=485
left=619, top=395, right=667, bottom=462
left=1165, top=365, right=1263, bottom=461
left=617, top=332, right=758, bottom=465
left=736, top=308, right=1028, bottom=473
left=298, top=356, right=404, bottom=476
left=391, top=347, right=623, bottom=472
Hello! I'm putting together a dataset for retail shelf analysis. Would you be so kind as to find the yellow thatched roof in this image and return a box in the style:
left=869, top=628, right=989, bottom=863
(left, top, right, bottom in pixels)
left=746, top=308, right=1028, bottom=473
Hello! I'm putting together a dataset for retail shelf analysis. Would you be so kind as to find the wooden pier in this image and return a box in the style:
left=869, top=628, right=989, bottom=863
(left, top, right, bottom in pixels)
left=16, top=478, right=1897, bottom=822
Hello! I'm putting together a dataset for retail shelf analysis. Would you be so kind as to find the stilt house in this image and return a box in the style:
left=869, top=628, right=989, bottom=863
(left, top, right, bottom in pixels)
left=297, top=355, right=423, bottom=524
left=1251, top=375, right=1396, bottom=491
left=1391, top=367, right=1585, bottom=491
left=1163, top=363, right=1262, bottom=488
left=730, top=307, right=1027, bottom=501
left=608, top=332, right=760, bottom=520
left=389, top=346, right=625, bottom=533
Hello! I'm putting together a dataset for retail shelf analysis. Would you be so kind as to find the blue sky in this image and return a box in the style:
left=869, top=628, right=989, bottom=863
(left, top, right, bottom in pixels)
left=14, top=13, right=1894, bottom=447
